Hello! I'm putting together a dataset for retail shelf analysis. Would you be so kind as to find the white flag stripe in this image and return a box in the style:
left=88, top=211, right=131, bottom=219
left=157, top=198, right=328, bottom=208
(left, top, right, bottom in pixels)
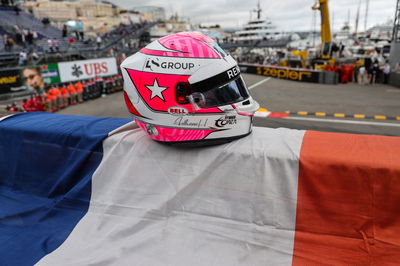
left=38, top=126, right=305, bottom=266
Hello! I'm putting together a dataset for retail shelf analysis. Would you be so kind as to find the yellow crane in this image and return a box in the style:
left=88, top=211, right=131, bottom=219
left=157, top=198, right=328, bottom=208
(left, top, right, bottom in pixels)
left=283, top=0, right=335, bottom=69
left=312, top=0, right=333, bottom=60
left=312, top=0, right=332, bottom=59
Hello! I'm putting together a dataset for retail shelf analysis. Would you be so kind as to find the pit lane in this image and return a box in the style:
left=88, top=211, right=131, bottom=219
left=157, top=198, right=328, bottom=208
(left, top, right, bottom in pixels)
left=57, top=73, right=400, bottom=137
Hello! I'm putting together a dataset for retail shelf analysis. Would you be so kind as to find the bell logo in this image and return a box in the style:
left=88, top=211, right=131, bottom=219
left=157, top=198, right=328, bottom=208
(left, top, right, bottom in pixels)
left=168, top=106, right=189, bottom=116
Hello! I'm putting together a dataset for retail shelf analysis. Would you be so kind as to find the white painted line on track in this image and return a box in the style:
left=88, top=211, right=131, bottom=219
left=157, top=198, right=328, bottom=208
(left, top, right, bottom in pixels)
left=284, top=116, right=400, bottom=127
left=386, top=89, right=400, bottom=93
left=248, top=77, right=271, bottom=90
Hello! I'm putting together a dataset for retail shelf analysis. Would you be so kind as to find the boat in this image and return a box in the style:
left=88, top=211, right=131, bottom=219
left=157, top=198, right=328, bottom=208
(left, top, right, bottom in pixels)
left=232, top=1, right=291, bottom=45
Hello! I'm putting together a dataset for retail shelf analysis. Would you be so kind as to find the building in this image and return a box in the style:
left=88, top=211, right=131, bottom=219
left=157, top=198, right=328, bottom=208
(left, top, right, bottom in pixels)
left=149, top=14, right=192, bottom=41
left=22, top=0, right=129, bottom=33
left=132, top=6, right=165, bottom=22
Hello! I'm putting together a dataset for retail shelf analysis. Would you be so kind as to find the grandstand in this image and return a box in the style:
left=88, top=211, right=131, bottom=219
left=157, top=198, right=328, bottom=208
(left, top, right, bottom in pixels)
left=0, top=5, right=157, bottom=68
left=0, top=6, right=62, bottom=39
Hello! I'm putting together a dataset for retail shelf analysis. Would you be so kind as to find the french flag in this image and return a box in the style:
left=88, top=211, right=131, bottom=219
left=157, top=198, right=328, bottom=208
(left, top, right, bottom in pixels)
left=1, top=112, right=400, bottom=265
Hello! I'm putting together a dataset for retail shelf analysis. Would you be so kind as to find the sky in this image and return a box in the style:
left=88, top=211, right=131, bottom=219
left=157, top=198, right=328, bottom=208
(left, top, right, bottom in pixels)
left=109, top=0, right=397, bottom=32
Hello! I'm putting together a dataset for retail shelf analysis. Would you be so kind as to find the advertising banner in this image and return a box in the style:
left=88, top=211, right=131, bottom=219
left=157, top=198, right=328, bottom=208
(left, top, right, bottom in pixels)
left=239, top=64, right=321, bottom=83
left=0, top=69, right=24, bottom=94
left=40, top=63, right=61, bottom=85
left=58, top=58, right=118, bottom=82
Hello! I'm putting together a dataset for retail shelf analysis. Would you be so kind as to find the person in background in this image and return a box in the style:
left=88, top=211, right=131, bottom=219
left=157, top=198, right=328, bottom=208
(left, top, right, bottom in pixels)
left=32, top=30, right=38, bottom=40
left=42, top=17, right=50, bottom=28
left=2, top=34, right=6, bottom=47
left=32, top=93, right=46, bottom=111
left=82, top=79, right=91, bottom=100
left=21, top=99, right=31, bottom=112
left=22, top=28, right=28, bottom=47
left=25, top=30, right=33, bottom=47
left=62, top=24, right=68, bottom=38
left=18, top=50, right=27, bottom=65
left=49, top=85, right=62, bottom=109
left=28, top=50, right=39, bottom=63
left=383, top=61, right=391, bottom=84
left=60, top=84, right=70, bottom=108
left=5, top=35, right=14, bottom=52
left=96, top=34, right=102, bottom=50
left=47, top=38, right=54, bottom=53
left=74, top=80, right=84, bottom=103
left=67, top=82, right=77, bottom=105
left=358, top=65, right=366, bottom=85
left=52, top=38, right=59, bottom=52
left=42, top=90, right=54, bottom=112
left=6, top=102, right=21, bottom=112
left=371, top=60, right=379, bottom=85
left=353, top=59, right=360, bottom=84
left=77, top=20, right=84, bottom=41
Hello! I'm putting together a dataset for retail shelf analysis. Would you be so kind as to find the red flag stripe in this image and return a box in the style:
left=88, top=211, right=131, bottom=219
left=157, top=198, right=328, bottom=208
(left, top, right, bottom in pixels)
left=293, top=131, right=400, bottom=265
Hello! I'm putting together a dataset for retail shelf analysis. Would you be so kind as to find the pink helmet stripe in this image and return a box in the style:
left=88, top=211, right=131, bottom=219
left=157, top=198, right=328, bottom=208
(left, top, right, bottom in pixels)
left=141, top=32, right=221, bottom=58
left=197, top=41, right=205, bottom=58
left=184, top=38, right=195, bottom=57
left=136, top=120, right=218, bottom=142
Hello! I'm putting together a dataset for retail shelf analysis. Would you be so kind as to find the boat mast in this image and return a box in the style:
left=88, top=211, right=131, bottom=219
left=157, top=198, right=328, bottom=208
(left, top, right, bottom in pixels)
left=355, top=0, right=361, bottom=35
left=364, top=0, right=369, bottom=31
left=254, top=0, right=262, bottom=19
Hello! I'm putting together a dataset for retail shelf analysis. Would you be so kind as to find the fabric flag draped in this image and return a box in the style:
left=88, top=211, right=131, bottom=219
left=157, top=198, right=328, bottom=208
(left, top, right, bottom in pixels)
left=0, top=113, right=130, bottom=266
left=0, top=112, right=400, bottom=265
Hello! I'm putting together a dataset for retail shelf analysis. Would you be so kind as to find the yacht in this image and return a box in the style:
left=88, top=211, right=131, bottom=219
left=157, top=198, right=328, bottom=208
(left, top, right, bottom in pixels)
left=232, top=2, right=290, bottom=44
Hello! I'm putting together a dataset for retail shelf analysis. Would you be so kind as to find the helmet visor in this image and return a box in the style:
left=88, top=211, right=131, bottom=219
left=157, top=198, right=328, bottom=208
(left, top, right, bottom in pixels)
left=188, top=76, right=249, bottom=109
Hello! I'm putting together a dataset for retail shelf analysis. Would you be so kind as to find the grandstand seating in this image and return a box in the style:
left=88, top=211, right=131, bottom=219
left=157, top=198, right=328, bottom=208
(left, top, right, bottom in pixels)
left=0, top=6, right=62, bottom=39
left=0, top=4, right=157, bottom=68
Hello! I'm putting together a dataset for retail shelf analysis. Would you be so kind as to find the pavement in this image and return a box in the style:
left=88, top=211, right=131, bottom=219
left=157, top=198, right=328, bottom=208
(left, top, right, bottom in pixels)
left=247, top=74, right=400, bottom=118
left=244, top=74, right=400, bottom=136
left=3, top=73, right=400, bottom=136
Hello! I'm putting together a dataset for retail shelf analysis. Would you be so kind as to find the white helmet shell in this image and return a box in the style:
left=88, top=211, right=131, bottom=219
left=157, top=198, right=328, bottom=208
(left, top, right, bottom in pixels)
left=121, top=32, right=259, bottom=144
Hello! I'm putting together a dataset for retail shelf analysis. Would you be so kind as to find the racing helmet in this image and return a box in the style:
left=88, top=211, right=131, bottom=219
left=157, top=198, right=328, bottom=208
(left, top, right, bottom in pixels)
left=121, top=32, right=259, bottom=144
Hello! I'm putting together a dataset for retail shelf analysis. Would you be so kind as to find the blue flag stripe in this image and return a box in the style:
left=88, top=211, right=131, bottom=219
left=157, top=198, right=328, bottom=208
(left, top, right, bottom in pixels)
left=0, top=112, right=130, bottom=266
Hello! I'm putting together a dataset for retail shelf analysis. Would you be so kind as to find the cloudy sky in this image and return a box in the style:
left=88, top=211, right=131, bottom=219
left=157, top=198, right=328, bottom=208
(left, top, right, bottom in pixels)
left=110, top=0, right=396, bottom=32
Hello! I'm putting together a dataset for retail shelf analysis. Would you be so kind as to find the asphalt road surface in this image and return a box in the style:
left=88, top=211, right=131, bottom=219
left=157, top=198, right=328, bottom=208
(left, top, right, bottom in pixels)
left=57, top=74, right=400, bottom=136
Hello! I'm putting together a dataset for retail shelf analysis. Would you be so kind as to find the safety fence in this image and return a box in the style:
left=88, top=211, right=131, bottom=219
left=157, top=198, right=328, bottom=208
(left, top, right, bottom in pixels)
left=0, top=113, right=400, bottom=265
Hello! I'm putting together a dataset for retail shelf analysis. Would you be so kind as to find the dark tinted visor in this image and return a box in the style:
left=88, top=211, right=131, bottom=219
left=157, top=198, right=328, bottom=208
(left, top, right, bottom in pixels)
left=188, top=76, right=249, bottom=108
